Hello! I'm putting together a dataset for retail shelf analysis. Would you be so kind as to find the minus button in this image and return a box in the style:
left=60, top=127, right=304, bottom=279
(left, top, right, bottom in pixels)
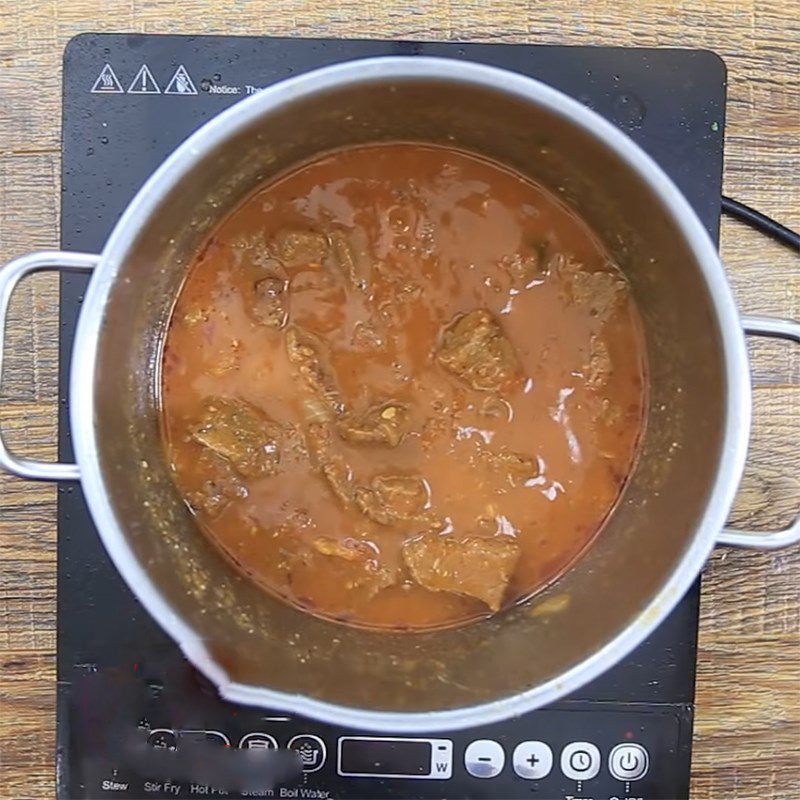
left=464, top=740, right=505, bottom=778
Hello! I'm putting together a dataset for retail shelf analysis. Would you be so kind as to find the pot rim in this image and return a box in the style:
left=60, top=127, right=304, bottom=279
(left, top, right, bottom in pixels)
left=70, top=55, right=750, bottom=732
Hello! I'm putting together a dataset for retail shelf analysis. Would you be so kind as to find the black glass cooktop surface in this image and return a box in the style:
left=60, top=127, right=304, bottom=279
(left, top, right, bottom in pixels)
left=57, top=34, right=727, bottom=800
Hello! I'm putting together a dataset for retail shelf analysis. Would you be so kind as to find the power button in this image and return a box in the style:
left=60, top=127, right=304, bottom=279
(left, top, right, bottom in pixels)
left=609, top=743, right=649, bottom=781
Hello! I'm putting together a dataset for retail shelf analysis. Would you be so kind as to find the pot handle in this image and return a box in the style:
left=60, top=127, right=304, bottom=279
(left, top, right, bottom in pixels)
left=0, top=251, right=99, bottom=481
left=717, top=314, right=800, bottom=549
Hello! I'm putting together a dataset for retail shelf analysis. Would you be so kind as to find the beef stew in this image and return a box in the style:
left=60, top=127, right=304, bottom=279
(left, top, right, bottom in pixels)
left=160, top=143, right=647, bottom=631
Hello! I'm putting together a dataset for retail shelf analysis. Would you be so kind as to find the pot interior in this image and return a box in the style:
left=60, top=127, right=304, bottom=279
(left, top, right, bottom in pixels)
left=90, top=68, right=727, bottom=714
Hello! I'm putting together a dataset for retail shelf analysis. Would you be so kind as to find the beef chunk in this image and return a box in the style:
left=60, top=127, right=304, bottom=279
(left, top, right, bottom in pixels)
left=558, top=257, right=624, bottom=320
left=285, top=325, right=342, bottom=418
left=402, top=533, right=520, bottom=611
left=354, top=475, right=428, bottom=525
left=274, top=228, right=329, bottom=269
left=186, top=454, right=248, bottom=517
left=337, top=401, right=410, bottom=447
left=248, top=273, right=288, bottom=328
left=191, top=397, right=283, bottom=478
left=436, top=310, right=521, bottom=392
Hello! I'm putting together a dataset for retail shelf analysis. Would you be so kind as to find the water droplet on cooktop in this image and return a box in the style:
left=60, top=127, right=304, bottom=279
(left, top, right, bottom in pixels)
left=611, top=91, right=646, bottom=129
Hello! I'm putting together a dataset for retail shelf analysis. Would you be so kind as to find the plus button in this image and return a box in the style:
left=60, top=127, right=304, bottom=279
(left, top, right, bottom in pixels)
left=512, top=742, right=553, bottom=779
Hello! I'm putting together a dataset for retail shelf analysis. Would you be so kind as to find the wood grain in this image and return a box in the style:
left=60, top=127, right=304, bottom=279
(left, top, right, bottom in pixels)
left=1, top=2, right=798, bottom=798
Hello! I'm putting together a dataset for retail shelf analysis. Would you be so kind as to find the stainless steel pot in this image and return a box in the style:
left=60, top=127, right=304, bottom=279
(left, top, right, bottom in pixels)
left=1, top=58, right=798, bottom=732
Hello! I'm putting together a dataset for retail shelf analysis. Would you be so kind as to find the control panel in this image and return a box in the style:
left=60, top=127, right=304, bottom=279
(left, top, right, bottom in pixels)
left=57, top=673, right=692, bottom=799
left=142, top=729, right=655, bottom=785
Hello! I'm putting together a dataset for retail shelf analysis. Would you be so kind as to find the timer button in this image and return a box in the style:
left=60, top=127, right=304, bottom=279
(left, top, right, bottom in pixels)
left=609, top=743, right=649, bottom=781
left=560, top=741, right=601, bottom=780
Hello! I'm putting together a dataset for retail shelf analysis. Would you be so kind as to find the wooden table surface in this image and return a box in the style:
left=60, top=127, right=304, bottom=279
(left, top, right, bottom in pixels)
left=0, top=2, right=798, bottom=798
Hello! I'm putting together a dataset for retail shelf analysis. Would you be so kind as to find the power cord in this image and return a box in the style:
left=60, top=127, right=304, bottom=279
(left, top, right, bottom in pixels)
left=721, top=195, right=800, bottom=252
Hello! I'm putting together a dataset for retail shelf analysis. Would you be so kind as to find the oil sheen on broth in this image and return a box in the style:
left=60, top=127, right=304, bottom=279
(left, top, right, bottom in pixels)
left=160, top=143, right=647, bottom=631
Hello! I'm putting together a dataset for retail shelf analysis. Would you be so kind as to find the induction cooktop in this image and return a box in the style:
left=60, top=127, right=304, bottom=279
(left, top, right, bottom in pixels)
left=57, top=34, right=727, bottom=799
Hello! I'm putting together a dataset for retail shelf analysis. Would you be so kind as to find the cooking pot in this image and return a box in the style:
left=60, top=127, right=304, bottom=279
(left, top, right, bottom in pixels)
left=1, top=57, right=798, bottom=732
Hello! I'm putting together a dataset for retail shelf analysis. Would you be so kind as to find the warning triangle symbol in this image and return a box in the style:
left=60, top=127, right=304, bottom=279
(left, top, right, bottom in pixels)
left=90, top=63, right=124, bottom=94
left=164, top=65, right=198, bottom=96
left=127, top=64, right=161, bottom=94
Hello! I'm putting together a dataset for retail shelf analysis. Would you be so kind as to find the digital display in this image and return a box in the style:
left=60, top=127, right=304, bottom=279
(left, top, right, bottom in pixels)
left=339, top=738, right=431, bottom=776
